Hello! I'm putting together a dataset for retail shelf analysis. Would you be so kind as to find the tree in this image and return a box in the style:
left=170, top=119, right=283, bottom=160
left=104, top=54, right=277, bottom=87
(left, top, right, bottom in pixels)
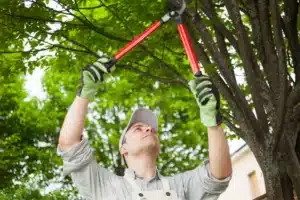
left=180, top=1, right=300, bottom=199
left=0, top=53, right=80, bottom=198
left=1, top=0, right=299, bottom=199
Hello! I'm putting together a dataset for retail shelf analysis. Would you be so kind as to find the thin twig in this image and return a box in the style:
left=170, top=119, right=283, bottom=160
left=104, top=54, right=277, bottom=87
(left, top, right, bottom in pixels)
left=0, top=47, right=55, bottom=54
left=119, top=63, right=187, bottom=86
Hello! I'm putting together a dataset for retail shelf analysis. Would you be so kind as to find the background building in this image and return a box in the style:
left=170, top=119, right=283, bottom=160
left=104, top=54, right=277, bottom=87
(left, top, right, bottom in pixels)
left=219, top=144, right=266, bottom=200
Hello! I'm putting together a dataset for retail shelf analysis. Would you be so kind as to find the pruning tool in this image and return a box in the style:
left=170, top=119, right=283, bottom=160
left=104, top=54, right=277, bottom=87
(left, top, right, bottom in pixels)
left=103, top=0, right=202, bottom=77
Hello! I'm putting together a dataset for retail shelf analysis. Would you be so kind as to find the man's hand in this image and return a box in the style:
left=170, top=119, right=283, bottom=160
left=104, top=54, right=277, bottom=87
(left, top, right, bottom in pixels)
left=77, top=52, right=115, bottom=100
left=189, top=75, right=222, bottom=127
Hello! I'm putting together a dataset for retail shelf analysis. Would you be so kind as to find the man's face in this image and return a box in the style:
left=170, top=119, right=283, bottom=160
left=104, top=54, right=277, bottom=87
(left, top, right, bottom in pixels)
left=121, top=122, right=160, bottom=157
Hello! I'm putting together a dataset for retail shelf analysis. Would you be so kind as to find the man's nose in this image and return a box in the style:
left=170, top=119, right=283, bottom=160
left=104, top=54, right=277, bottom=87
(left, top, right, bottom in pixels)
left=145, top=126, right=154, bottom=133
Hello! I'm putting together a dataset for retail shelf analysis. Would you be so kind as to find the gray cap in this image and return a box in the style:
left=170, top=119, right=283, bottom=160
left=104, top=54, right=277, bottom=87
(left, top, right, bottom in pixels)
left=119, top=108, right=158, bottom=150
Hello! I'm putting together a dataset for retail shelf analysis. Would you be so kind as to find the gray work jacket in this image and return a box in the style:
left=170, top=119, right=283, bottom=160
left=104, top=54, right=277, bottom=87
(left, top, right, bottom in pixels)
left=57, top=138, right=231, bottom=200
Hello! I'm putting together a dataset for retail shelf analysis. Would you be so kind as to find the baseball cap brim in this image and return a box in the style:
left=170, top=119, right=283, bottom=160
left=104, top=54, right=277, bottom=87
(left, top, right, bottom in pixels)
left=119, top=108, right=158, bottom=150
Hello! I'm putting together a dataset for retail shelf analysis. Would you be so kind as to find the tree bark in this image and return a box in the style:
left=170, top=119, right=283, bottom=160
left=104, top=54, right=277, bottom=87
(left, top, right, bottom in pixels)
left=250, top=130, right=300, bottom=200
left=280, top=173, right=294, bottom=200
left=258, top=150, right=296, bottom=200
left=296, top=131, right=300, bottom=164
left=260, top=154, right=285, bottom=200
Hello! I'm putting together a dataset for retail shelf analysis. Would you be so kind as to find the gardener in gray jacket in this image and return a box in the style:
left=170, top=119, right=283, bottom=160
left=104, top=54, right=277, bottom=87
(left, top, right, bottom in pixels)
left=57, top=55, right=232, bottom=200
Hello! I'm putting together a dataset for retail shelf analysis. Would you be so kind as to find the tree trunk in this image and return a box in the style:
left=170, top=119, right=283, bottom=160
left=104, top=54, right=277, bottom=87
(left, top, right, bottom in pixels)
left=280, top=171, right=294, bottom=200
left=253, top=133, right=300, bottom=200
left=260, top=154, right=285, bottom=200
left=259, top=155, right=296, bottom=200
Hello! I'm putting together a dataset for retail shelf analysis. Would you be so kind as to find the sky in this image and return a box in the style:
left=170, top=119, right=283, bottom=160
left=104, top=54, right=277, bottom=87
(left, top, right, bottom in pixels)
left=24, top=68, right=47, bottom=101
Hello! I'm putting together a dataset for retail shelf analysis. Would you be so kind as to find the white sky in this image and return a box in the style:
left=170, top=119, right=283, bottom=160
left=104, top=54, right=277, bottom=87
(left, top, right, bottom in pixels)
left=24, top=68, right=47, bottom=101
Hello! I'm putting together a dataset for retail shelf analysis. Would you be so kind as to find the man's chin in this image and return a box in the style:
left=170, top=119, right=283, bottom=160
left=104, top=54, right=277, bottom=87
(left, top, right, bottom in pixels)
left=146, top=144, right=160, bottom=154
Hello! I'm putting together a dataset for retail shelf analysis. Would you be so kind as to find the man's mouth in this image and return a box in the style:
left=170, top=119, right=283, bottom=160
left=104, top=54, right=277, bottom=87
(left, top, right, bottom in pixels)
left=143, top=134, right=151, bottom=139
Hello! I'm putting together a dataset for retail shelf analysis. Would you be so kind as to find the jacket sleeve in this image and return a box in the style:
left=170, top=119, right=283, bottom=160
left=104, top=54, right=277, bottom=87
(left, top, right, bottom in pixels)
left=175, top=160, right=231, bottom=200
left=57, top=138, right=118, bottom=200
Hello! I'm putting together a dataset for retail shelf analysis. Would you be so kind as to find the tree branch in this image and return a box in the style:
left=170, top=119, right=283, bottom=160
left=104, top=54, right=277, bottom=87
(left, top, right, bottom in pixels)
left=214, top=29, right=237, bottom=85
left=169, top=0, right=241, bottom=54
left=192, top=12, right=267, bottom=138
left=29, top=0, right=114, bottom=44
left=0, top=45, right=91, bottom=55
left=118, top=64, right=186, bottom=86
left=193, top=36, right=260, bottom=146
left=190, top=14, right=238, bottom=88
left=38, top=0, right=104, bottom=10
left=54, top=30, right=99, bottom=57
left=270, top=0, right=288, bottom=150
left=257, top=0, right=281, bottom=97
left=222, top=0, right=270, bottom=136
left=4, top=12, right=80, bottom=27
left=26, top=32, right=97, bottom=56
left=191, top=1, right=240, bottom=54
left=283, top=0, right=300, bottom=83
left=53, top=0, right=127, bottom=43
left=28, top=0, right=71, bottom=16
left=46, top=44, right=93, bottom=54
left=0, top=47, right=55, bottom=54
left=247, top=0, right=266, bottom=73
left=273, top=83, right=300, bottom=153
left=0, top=20, right=97, bottom=57
left=138, top=45, right=184, bottom=79
left=223, top=116, right=245, bottom=139
left=163, top=46, right=185, bottom=57
left=259, top=80, right=277, bottom=129
left=76, top=4, right=104, bottom=10
left=4, top=13, right=128, bottom=43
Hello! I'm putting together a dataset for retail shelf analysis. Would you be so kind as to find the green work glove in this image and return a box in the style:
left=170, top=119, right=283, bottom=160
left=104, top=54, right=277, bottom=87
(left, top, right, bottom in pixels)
left=189, top=75, right=222, bottom=127
left=77, top=51, right=115, bottom=100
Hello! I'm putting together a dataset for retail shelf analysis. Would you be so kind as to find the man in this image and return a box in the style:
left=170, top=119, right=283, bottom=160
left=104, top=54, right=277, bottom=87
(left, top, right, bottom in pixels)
left=57, top=54, right=232, bottom=200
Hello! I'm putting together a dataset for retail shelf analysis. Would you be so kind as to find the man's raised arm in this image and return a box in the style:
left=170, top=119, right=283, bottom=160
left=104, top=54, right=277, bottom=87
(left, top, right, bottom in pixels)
left=208, top=126, right=232, bottom=179
left=58, top=54, right=115, bottom=151
left=189, top=75, right=232, bottom=179
left=59, top=97, right=89, bottom=151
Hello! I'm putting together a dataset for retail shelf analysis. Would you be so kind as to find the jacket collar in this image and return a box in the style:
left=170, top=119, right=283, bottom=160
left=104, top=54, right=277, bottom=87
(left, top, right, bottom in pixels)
left=124, top=167, right=161, bottom=181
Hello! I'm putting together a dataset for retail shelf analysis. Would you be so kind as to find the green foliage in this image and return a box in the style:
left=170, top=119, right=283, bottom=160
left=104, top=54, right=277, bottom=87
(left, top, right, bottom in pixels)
left=0, top=53, right=73, bottom=196
left=0, top=184, right=79, bottom=200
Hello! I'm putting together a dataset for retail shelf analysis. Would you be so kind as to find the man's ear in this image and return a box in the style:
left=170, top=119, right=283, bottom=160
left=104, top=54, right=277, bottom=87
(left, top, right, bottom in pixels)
left=120, top=145, right=128, bottom=155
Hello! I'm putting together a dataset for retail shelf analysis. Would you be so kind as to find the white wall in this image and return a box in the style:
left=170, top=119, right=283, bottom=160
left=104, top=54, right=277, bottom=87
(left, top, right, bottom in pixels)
left=219, top=145, right=266, bottom=200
